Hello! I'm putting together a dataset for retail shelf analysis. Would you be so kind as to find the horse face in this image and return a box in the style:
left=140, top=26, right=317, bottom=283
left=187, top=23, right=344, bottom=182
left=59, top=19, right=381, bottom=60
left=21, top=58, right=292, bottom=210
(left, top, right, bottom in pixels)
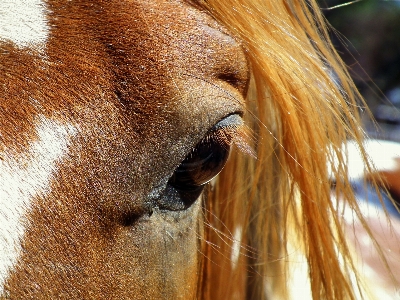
left=0, top=0, right=249, bottom=298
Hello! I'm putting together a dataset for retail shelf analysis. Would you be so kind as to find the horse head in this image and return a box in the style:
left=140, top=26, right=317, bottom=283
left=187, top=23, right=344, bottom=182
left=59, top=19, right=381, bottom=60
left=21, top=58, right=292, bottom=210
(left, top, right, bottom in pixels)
left=2, top=0, right=399, bottom=299
left=0, top=1, right=249, bottom=298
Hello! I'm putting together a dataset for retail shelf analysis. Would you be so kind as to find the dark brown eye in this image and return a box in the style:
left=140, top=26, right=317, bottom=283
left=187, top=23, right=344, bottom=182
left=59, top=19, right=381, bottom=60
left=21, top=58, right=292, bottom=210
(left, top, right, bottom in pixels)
left=169, top=114, right=242, bottom=192
left=158, top=114, right=242, bottom=211
left=168, top=129, right=231, bottom=190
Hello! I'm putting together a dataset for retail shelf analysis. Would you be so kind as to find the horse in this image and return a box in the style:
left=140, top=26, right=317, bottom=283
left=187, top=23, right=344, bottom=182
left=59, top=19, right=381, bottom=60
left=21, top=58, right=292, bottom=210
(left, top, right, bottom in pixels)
left=0, top=0, right=398, bottom=299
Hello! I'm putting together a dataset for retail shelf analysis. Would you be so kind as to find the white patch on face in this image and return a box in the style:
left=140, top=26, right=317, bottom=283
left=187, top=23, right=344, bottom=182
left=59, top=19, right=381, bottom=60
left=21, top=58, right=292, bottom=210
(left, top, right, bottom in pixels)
left=0, top=0, right=49, bottom=49
left=230, top=225, right=242, bottom=270
left=0, top=117, right=76, bottom=294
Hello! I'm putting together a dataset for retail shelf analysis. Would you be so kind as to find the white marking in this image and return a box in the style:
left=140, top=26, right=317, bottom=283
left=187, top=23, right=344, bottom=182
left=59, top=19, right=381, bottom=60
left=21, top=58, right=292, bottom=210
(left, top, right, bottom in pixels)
left=0, top=0, right=49, bottom=48
left=230, top=226, right=242, bottom=270
left=0, top=117, right=76, bottom=294
left=329, top=139, right=400, bottom=181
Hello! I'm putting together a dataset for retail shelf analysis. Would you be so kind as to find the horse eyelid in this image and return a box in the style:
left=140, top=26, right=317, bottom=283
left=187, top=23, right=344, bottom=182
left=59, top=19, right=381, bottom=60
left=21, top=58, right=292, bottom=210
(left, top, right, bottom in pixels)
left=208, top=118, right=256, bottom=159
left=227, top=125, right=256, bottom=158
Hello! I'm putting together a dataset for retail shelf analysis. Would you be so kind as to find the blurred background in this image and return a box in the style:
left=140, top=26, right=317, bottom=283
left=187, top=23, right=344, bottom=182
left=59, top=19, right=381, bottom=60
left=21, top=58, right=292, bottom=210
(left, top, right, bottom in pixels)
left=319, top=0, right=400, bottom=140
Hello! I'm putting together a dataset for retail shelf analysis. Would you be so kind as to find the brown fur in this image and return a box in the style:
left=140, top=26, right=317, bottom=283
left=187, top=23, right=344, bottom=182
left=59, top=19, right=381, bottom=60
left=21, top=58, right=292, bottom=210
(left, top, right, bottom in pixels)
left=1, top=1, right=248, bottom=299
left=0, top=0, right=396, bottom=299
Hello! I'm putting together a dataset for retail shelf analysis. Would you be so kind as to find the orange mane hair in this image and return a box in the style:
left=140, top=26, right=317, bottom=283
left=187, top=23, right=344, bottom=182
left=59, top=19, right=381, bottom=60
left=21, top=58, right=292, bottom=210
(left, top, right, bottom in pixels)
left=202, top=0, right=390, bottom=299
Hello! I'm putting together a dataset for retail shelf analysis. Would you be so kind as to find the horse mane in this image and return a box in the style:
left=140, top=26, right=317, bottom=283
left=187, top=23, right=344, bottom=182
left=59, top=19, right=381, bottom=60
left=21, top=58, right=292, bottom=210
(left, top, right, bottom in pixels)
left=201, top=1, right=390, bottom=299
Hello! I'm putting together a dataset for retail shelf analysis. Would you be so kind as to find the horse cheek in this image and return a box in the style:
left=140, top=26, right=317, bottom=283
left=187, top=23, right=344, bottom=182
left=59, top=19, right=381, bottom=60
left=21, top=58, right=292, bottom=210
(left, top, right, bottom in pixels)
left=105, top=204, right=203, bottom=299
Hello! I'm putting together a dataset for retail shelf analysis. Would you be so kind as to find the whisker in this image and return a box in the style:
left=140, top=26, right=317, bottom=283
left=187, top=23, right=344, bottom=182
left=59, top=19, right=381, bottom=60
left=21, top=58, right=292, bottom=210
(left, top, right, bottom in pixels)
left=202, top=205, right=260, bottom=254
left=321, top=0, right=363, bottom=10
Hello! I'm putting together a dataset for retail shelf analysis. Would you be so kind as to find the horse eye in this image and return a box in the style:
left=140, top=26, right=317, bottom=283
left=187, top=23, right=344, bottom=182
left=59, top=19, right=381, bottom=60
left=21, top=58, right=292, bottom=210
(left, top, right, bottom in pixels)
left=158, top=114, right=242, bottom=211
left=168, top=130, right=231, bottom=190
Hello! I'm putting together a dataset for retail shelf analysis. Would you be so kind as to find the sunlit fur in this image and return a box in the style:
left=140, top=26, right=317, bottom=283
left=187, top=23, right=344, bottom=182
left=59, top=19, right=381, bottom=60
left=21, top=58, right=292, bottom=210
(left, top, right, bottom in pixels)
left=203, top=1, right=397, bottom=299
left=0, top=0, right=397, bottom=299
